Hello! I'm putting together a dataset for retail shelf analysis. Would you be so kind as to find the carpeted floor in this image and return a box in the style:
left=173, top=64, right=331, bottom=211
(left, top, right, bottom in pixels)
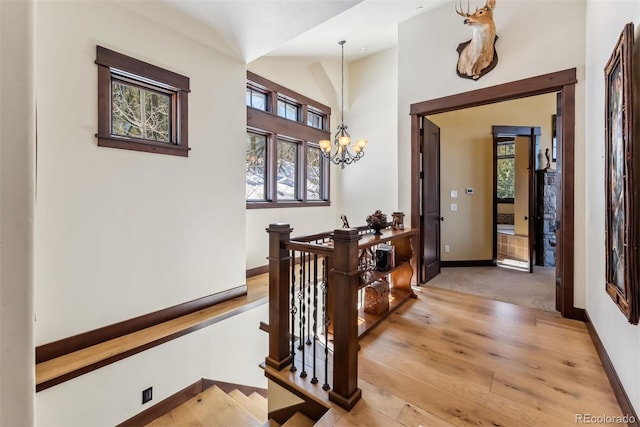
left=424, top=265, right=556, bottom=312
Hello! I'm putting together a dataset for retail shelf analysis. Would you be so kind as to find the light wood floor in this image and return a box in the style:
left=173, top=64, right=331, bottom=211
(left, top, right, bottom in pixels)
left=111, top=271, right=624, bottom=426
left=267, top=283, right=626, bottom=426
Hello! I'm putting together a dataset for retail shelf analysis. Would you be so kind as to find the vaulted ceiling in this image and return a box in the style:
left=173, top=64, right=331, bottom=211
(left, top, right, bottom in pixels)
left=132, top=0, right=448, bottom=63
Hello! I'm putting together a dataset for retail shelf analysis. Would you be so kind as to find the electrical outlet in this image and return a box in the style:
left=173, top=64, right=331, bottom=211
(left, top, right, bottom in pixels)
left=444, top=245, right=450, bottom=253
left=142, top=387, right=153, bottom=404
left=450, top=203, right=457, bottom=212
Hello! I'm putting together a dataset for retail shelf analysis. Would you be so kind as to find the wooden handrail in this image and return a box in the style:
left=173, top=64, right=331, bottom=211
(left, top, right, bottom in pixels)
left=284, top=241, right=334, bottom=257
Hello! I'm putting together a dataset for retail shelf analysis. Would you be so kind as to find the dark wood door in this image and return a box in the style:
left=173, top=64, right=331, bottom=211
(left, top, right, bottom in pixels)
left=421, top=118, right=441, bottom=283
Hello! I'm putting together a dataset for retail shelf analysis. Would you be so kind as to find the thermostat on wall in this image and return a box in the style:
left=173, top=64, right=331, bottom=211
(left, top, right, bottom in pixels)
left=466, top=188, right=474, bottom=195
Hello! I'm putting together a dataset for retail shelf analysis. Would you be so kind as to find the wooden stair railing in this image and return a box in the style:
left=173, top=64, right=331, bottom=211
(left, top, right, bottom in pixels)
left=265, top=223, right=361, bottom=411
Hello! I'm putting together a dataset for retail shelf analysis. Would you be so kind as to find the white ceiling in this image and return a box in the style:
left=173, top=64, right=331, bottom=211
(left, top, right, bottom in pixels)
left=159, top=0, right=448, bottom=63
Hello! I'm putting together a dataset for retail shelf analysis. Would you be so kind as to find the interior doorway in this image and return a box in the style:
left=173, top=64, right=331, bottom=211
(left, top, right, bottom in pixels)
left=492, top=126, right=540, bottom=273
left=410, top=69, right=583, bottom=321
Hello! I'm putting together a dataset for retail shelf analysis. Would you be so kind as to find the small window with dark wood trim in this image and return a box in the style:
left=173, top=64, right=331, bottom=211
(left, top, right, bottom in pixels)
left=95, top=46, right=190, bottom=157
left=246, top=85, right=268, bottom=111
left=307, top=108, right=326, bottom=130
left=277, top=96, right=300, bottom=122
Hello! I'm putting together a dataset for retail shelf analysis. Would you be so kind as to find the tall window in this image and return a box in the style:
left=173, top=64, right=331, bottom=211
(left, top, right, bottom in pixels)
left=496, top=140, right=515, bottom=201
left=246, top=71, right=331, bottom=208
left=96, top=46, right=190, bottom=157
left=276, top=139, right=299, bottom=200
left=246, top=132, right=267, bottom=200
left=306, top=146, right=323, bottom=200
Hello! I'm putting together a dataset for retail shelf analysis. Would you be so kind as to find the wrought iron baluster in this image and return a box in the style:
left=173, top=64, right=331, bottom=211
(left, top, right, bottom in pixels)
left=299, top=251, right=307, bottom=378
left=306, top=250, right=312, bottom=346
left=290, top=250, right=297, bottom=373
left=311, top=254, right=318, bottom=384
left=322, top=255, right=331, bottom=391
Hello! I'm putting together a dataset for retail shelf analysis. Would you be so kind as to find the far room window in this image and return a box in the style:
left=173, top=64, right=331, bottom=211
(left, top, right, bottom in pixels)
left=95, top=46, right=190, bottom=157
left=496, top=140, right=515, bottom=201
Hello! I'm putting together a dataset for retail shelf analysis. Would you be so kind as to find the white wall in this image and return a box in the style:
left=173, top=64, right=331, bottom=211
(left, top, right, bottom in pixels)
left=0, top=1, right=36, bottom=425
left=246, top=48, right=398, bottom=270
left=398, top=0, right=586, bottom=305
left=584, top=0, right=640, bottom=415
left=36, top=304, right=268, bottom=426
left=339, top=47, right=399, bottom=226
left=246, top=57, right=342, bottom=270
left=35, top=0, right=247, bottom=343
left=34, top=1, right=266, bottom=424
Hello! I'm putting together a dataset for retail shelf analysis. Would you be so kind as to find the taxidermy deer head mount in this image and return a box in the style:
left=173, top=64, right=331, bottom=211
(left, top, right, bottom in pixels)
left=455, top=0, right=498, bottom=80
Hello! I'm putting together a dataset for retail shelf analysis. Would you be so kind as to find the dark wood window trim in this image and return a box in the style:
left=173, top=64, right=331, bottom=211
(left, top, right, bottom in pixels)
left=96, top=46, right=190, bottom=157
left=247, top=71, right=330, bottom=129
left=246, top=71, right=331, bottom=208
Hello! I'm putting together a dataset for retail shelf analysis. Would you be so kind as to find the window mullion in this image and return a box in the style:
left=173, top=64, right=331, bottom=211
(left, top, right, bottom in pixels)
left=300, top=141, right=307, bottom=202
left=267, top=133, right=277, bottom=202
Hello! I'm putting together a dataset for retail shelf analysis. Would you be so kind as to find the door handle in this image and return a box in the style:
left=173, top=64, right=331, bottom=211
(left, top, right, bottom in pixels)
left=439, top=217, right=444, bottom=222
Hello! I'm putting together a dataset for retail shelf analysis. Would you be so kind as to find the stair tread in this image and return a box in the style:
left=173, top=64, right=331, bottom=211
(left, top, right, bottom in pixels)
left=249, top=391, right=268, bottom=405
left=148, top=386, right=261, bottom=427
left=282, top=411, right=315, bottom=427
left=263, top=419, right=281, bottom=427
left=228, top=388, right=268, bottom=423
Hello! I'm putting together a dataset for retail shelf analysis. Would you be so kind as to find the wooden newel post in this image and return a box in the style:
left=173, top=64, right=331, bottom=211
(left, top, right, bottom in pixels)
left=266, top=223, right=293, bottom=370
left=329, top=228, right=362, bottom=410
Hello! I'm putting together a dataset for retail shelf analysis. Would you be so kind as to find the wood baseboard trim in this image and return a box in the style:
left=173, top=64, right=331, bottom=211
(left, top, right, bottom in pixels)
left=117, top=377, right=265, bottom=426
left=202, top=379, right=267, bottom=399
left=259, top=321, right=270, bottom=333
left=567, top=307, right=586, bottom=322
left=36, top=285, right=248, bottom=364
left=117, top=379, right=205, bottom=427
left=441, top=260, right=495, bottom=267
left=585, top=311, right=639, bottom=427
left=247, top=264, right=269, bottom=278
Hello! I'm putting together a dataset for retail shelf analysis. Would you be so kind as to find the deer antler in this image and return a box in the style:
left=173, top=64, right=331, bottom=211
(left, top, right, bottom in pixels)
left=455, top=0, right=470, bottom=17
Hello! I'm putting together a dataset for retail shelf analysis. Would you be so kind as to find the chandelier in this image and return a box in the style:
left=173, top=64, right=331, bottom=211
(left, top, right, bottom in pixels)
left=319, top=40, right=367, bottom=169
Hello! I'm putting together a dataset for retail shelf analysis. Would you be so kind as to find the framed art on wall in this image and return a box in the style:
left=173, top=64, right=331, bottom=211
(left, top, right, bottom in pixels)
left=604, top=22, right=638, bottom=324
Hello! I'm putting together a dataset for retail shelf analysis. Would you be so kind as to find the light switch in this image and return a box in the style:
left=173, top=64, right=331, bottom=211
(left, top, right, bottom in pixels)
left=451, top=190, right=458, bottom=198
left=450, top=203, right=457, bottom=211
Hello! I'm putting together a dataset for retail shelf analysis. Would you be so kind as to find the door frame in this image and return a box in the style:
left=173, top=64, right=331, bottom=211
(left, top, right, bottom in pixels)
left=492, top=126, right=540, bottom=273
left=409, top=68, right=583, bottom=321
